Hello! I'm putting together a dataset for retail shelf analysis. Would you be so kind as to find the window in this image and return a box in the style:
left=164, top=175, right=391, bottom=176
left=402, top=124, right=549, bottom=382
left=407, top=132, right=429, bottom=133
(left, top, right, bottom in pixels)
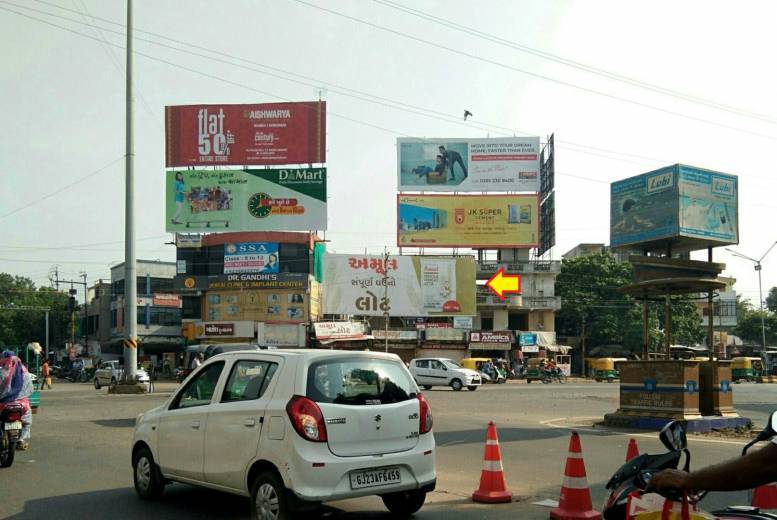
left=415, top=360, right=429, bottom=369
left=150, top=277, right=174, bottom=294
left=182, top=296, right=202, bottom=320
left=149, top=307, right=182, bottom=326
left=173, top=361, right=224, bottom=409
left=430, top=360, right=445, bottom=370
left=306, top=357, right=416, bottom=405
left=221, top=360, right=278, bottom=402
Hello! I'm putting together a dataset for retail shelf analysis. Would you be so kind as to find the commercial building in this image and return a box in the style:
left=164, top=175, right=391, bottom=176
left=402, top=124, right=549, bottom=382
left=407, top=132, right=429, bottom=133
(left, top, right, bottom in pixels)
left=83, top=280, right=112, bottom=350
left=175, top=231, right=322, bottom=347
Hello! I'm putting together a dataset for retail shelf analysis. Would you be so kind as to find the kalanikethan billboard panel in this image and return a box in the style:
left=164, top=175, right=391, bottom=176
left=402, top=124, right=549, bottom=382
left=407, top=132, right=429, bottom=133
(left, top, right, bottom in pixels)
left=322, top=255, right=476, bottom=317
left=610, top=164, right=738, bottom=250
left=397, top=137, right=540, bottom=192
left=166, top=168, right=326, bottom=232
left=397, top=194, right=539, bottom=248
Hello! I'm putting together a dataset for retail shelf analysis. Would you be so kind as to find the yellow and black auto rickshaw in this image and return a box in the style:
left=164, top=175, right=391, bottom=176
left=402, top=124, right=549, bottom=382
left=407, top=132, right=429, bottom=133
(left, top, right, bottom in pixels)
left=592, top=358, right=628, bottom=382
left=731, top=357, right=763, bottom=383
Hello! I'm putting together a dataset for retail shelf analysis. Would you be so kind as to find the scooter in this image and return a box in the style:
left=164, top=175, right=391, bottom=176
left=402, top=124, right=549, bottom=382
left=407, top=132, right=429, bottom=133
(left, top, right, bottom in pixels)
left=602, top=412, right=777, bottom=519
left=0, top=402, right=25, bottom=468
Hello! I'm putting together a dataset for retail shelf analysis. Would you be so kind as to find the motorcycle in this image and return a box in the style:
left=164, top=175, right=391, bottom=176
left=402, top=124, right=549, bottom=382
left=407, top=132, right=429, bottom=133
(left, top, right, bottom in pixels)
left=0, top=402, right=25, bottom=468
left=602, top=412, right=777, bottom=519
left=541, top=367, right=567, bottom=384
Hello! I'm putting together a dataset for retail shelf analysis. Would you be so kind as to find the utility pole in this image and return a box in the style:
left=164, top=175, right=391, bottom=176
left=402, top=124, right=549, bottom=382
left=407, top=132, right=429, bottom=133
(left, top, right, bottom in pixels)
left=123, top=0, right=138, bottom=382
left=382, top=248, right=391, bottom=353
left=727, top=241, right=777, bottom=350
left=51, top=268, right=88, bottom=351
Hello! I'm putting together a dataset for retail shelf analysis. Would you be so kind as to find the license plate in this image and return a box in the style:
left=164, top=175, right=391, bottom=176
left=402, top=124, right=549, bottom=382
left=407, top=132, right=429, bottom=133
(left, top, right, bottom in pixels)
left=4, top=421, right=22, bottom=431
left=349, top=467, right=401, bottom=489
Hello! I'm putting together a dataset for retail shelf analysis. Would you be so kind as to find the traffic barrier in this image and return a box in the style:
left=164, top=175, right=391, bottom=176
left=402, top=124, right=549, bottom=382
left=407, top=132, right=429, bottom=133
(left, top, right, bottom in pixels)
left=550, top=431, right=601, bottom=520
left=752, top=482, right=777, bottom=509
left=626, top=438, right=640, bottom=462
left=472, top=421, right=513, bottom=504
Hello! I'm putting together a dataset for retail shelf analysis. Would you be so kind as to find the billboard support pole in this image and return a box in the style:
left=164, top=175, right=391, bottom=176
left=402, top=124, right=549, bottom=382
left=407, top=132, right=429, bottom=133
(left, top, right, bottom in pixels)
left=383, top=248, right=390, bottom=353
left=708, top=247, right=715, bottom=362
left=123, top=0, right=138, bottom=382
left=642, top=297, right=649, bottom=360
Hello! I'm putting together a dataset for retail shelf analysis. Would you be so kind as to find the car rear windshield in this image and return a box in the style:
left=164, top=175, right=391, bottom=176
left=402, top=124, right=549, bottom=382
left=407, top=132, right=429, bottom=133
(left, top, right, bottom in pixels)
left=306, top=357, right=417, bottom=406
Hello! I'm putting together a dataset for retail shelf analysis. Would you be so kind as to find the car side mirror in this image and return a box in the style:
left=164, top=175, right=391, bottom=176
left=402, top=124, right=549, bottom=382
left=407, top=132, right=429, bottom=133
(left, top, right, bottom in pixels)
left=442, top=366, right=448, bottom=371
left=659, top=421, right=687, bottom=451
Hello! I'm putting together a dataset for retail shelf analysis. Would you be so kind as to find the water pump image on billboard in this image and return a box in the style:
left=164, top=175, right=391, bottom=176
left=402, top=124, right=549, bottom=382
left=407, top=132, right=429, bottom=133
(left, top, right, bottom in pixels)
left=166, top=168, right=326, bottom=232
left=397, top=137, right=540, bottom=192
left=397, top=194, right=539, bottom=248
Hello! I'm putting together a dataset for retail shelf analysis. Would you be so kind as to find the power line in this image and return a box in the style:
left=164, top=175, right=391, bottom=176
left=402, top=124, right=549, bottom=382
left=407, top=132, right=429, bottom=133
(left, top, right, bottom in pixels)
left=373, top=0, right=777, bottom=125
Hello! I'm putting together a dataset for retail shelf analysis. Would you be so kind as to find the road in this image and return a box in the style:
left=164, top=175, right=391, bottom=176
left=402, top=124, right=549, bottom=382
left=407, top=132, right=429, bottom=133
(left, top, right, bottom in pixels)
left=3, top=380, right=776, bottom=519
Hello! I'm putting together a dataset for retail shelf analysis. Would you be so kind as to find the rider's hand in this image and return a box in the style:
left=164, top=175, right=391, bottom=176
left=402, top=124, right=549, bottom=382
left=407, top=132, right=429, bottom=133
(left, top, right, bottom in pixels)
left=645, top=469, right=693, bottom=494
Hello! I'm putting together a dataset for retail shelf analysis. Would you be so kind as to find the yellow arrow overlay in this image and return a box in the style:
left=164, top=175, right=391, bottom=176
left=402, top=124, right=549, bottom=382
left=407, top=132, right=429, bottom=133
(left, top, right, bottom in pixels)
left=486, top=268, right=522, bottom=300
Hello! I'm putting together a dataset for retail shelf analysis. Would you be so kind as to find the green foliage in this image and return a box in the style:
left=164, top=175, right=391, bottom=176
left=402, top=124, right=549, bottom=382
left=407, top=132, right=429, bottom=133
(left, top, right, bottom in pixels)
left=0, top=273, right=72, bottom=349
left=556, top=252, right=703, bottom=352
left=735, top=307, right=777, bottom=346
left=766, top=287, right=777, bottom=314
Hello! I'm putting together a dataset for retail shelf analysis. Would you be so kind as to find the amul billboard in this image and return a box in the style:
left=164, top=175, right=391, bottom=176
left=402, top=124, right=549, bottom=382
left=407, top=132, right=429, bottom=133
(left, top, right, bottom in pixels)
left=166, top=168, right=326, bottom=232
left=610, top=164, right=738, bottom=250
left=165, top=102, right=326, bottom=166
left=397, top=194, right=539, bottom=248
left=322, top=255, right=476, bottom=317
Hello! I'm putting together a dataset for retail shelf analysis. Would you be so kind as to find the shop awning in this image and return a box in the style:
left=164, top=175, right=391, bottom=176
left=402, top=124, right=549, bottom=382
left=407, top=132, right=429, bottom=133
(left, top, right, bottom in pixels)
left=318, top=335, right=374, bottom=346
left=470, top=342, right=511, bottom=351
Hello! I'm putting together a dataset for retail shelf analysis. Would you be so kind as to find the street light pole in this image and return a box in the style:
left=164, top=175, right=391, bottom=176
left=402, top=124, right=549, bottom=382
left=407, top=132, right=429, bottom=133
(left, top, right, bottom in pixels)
left=727, top=240, right=777, bottom=349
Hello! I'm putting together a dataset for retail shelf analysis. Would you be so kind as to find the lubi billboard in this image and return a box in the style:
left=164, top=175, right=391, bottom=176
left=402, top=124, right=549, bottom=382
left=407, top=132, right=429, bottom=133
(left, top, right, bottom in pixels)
left=397, top=137, right=540, bottom=192
left=322, top=255, right=476, bottom=317
left=166, top=168, right=326, bottom=232
left=610, top=164, right=738, bottom=251
left=397, top=194, right=539, bottom=248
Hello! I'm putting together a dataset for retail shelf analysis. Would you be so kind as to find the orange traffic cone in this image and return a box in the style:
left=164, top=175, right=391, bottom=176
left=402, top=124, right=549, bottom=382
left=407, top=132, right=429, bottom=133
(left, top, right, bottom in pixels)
left=472, top=422, right=513, bottom=503
left=752, top=483, right=777, bottom=509
left=625, top=438, right=640, bottom=462
left=550, top=431, right=601, bottom=520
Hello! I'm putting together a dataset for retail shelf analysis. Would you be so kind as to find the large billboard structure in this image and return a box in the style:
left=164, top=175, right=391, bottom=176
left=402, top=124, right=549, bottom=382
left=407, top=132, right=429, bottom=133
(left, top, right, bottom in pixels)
left=397, top=194, right=539, bottom=248
left=165, top=102, right=326, bottom=167
left=610, top=164, right=738, bottom=251
left=322, top=255, right=476, bottom=317
left=166, top=168, right=326, bottom=232
left=397, top=137, right=540, bottom=192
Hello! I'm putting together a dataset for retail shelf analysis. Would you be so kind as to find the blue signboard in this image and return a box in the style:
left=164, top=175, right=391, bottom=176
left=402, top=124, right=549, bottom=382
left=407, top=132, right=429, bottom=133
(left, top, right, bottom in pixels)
left=224, top=242, right=279, bottom=274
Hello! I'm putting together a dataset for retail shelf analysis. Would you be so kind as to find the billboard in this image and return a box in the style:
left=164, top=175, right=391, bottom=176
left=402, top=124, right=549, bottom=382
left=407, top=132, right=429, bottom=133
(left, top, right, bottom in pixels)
left=397, top=137, right=540, bottom=192
left=322, top=255, right=476, bottom=317
left=174, top=272, right=309, bottom=291
left=224, top=242, right=279, bottom=274
left=166, top=168, right=326, bottom=232
left=610, top=164, right=738, bottom=250
left=397, top=194, right=539, bottom=248
left=205, top=289, right=308, bottom=323
left=165, top=102, right=326, bottom=167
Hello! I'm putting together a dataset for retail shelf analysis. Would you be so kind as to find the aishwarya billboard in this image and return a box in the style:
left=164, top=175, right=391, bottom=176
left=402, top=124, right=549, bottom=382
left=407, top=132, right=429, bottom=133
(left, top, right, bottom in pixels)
left=166, top=168, right=326, bottom=232
left=322, top=255, right=476, bottom=317
left=205, top=289, right=307, bottom=323
left=610, top=164, right=738, bottom=250
left=165, top=102, right=326, bottom=167
left=224, top=242, right=279, bottom=274
left=397, top=194, right=539, bottom=248
left=397, top=137, right=540, bottom=192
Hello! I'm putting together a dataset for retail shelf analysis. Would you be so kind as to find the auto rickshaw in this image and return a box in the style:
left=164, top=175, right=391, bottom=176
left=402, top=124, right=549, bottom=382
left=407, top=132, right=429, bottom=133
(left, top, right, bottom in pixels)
left=525, top=357, right=547, bottom=383
left=731, top=357, right=763, bottom=382
left=592, top=358, right=628, bottom=382
left=460, top=358, right=506, bottom=383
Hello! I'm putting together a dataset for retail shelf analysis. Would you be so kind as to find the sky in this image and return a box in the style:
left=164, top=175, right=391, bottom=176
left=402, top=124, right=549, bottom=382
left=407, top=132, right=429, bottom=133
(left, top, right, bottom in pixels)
left=1, top=0, right=777, bottom=307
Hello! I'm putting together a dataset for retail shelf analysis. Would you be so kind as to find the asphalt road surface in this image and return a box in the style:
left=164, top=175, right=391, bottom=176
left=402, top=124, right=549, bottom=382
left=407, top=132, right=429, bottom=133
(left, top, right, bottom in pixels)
left=3, top=379, right=776, bottom=519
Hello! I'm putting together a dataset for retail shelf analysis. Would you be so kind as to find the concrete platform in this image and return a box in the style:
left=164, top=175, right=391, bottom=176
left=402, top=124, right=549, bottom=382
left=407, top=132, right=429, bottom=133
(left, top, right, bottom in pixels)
left=604, top=412, right=752, bottom=432
left=108, top=383, right=147, bottom=394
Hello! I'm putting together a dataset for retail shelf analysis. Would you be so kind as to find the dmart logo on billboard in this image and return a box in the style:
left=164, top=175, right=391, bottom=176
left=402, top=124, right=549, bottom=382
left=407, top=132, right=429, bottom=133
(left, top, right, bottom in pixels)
left=279, top=169, right=324, bottom=182
left=647, top=171, right=674, bottom=193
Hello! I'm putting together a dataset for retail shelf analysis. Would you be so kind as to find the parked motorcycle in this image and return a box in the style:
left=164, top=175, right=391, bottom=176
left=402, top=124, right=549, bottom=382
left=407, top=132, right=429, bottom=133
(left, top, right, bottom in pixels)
left=0, top=402, right=25, bottom=468
left=602, top=412, right=777, bottom=519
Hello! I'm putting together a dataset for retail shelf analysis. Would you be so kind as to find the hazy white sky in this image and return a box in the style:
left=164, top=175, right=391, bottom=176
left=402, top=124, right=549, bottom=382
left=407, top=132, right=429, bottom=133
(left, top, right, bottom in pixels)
left=2, top=0, right=777, bottom=306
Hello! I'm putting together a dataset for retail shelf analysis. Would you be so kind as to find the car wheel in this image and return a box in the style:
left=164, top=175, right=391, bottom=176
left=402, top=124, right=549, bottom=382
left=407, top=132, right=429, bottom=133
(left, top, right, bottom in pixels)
left=467, top=386, right=478, bottom=391
left=111, top=377, right=117, bottom=386
left=382, top=490, right=426, bottom=517
left=450, top=379, right=463, bottom=391
left=423, top=385, right=432, bottom=390
left=250, top=471, right=288, bottom=520
left=94, top=378, right=101, bottom=390
left=133, top=447, right=165, bottom=500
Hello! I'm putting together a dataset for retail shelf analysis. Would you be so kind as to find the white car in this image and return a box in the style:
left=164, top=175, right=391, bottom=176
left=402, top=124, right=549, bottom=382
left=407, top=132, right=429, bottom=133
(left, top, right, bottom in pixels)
left=131, top=350, right=436, bottom=519
left=94, top=361, right=150, bottom=391
left=409, top=358, right=482, bottom=391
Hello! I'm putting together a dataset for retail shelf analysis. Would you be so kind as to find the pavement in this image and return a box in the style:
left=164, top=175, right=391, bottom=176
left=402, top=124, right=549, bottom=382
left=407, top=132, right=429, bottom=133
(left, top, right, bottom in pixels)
left=3, top=379, right=776, bottom=519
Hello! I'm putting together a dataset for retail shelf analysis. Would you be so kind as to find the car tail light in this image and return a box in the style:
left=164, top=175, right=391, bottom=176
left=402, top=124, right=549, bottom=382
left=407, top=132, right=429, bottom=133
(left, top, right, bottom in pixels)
left=417, top=393, right=433, bottom=434
left=286, top=395, right=327, bottom=442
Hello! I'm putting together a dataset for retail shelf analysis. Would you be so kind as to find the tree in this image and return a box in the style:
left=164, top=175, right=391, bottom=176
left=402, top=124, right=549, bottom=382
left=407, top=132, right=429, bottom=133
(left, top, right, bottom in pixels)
left=766, top=287, right=777, bottom=314
left=0, top=273, right=71, bottom=350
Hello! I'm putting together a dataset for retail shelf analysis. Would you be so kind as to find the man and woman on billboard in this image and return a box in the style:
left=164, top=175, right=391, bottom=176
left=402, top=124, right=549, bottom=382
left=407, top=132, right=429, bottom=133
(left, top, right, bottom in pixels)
left=411, top=145, right=468, bottom=184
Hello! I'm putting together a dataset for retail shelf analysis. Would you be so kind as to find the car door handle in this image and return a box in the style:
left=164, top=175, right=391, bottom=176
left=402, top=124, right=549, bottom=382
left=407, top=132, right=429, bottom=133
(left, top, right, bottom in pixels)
left=244, top=419, right=256, bottom=427
left=191, top=421, right=200, bottom=429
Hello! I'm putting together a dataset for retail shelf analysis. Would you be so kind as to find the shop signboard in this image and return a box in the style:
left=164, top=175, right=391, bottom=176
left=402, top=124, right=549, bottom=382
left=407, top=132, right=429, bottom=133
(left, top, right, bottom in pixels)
left=425, top=328, right=466, bottom=342
left=153, top=293, right=182, bottom=308
left=453, top=317, right=473, bottom=330
left=397, top=194, right=539, bottom=248
left=259, top=323, right=305, bottom=347
left=322, top=255, right=476, bottom=317
left=521, top=345, right=540, bottom=353
left=165, top=101, right=326, bottom=166
left=224, top=242, right=279, bottom=274
left=373, top=330, right=418, bottom=341
left=313, top=322, right=369, bottom=342
left=175, top=272, right=309, bottom=291
left=397, top=137, right=540, bottom=192
left=196, top=321, right=255, bottom=339
left=519, top=332, right=537, bottom=346
left=175, top=233, right=202, bottom=248
left=610, top=164, right=738, bottom=250
left=469, top=331, right=513, bottom=344
left=166, top=168, right=327, bottom=232
left=205, top=289, right=307, bottom=323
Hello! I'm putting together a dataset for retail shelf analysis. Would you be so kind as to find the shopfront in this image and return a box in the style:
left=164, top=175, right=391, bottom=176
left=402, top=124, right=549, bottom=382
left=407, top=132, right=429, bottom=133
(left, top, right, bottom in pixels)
left=372, top=330, right=418, bottom=362
left=468, top=330, right=513, bottom=361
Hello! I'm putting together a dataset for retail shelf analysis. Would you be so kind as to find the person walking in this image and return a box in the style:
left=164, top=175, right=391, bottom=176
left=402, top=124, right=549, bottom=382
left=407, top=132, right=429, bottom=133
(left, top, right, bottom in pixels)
left=40, top=360, right=52, bottom=390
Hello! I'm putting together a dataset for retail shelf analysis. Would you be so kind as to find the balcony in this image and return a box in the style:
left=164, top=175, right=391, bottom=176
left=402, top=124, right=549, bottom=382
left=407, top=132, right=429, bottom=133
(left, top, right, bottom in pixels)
left=477, top=261, right=561, bottom=280
left=476, top=286, right=562, bottom=310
